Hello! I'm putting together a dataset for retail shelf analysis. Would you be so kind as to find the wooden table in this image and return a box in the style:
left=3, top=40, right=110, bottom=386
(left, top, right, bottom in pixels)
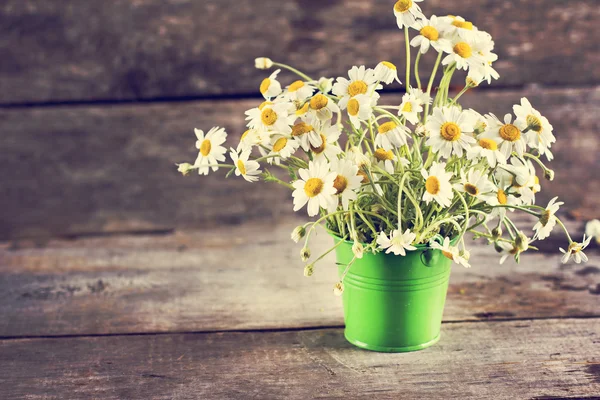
left=1, top=218, right=599, bottom=399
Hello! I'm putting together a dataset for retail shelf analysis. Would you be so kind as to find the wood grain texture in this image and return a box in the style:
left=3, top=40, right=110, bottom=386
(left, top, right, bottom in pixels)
left=1, top=87, right=598, bottom=240
left=0, top=220, right=598, bottom=338
left=0, top=318, right=598, bottom=399
left=0, top=0, right=599, bottom=104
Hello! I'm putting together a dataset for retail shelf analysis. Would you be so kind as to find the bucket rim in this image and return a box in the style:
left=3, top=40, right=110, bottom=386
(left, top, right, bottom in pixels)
left=325, top=227, right=459, bottom=249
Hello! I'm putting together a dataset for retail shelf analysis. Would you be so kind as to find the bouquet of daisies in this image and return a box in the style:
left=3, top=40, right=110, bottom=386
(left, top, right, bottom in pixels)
left=177, top=0, right=592, bottom=283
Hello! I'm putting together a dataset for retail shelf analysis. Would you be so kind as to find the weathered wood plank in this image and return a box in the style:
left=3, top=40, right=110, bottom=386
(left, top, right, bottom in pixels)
left=0, top=220, right=598, bottom=338
left=0, top=319, right=598, bottom=399
left=0, top=0, right=599, bottom=104
left=1, top=87, right=598, bottom=240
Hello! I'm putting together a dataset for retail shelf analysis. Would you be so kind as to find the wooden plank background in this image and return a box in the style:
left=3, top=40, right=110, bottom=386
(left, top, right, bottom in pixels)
left=0, top=0, right=599, bottom=240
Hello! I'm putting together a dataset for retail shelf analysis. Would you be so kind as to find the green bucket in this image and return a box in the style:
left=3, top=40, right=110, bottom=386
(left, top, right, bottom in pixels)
left=333, top=235, right=453, bottom=352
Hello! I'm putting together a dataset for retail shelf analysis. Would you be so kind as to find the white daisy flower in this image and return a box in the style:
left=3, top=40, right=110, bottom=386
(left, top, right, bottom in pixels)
left=513, top=97, right=556, bottom=161
left=347, top=93, right=377, bottom=129
left=376, top=229, right=417, bottom=256
left=585, top=219, right=600, bottom=245
left=466, top=137, right=507, bottom=168
left=421, top=161, right=453, bottom=208
left=194, top=127, right=227, bottom=175
left=430, top=237, right=471, bottom=268
left=229, top=148, right=262, bottom=183
left=467, top=63, right=500, bottom=86
left=497, top=158, right=539, bottom=205
left=408, top=87, right=432, bottom=106
left=560, top=236, right=593, bottom=264
left=372, top=148, right=403, bottom=174
left=454, top=169, right=496, bottom=202
left=317, top=77, right=334, bottom=93
left=480, top=113, right=527, bottom=159
left=267, top=134, right=300, bottom=165
left=254, top=57, right=273, bottom=70
left=308, top=93, right=340, bottom=121
left=292, top=161, right=337, bottom=217
left=410, top=16, right=451, bottom=54
left=375, top=121, right=411, bottom=150
left=393, top=0, right=425, bottom=29
left=245, top=101, right=294, bottom=134
left=533, top=196, right=564, bottom=240
left=442, top=36, right=484, bottom=72
left=291, top=118, right=322, bottom=152
left=259, top=69, right=282, bottom=99
left=498, top=235, right=530, bottom=265
left=332, top=66, right=380, bottom=110
left=347, top=146, right=371, bottom=169
left=425, top=106, right=477, bottom=159
left=284, top=80, right=315, bottom=102
left=374, top=61, right=401, bottom=85
left=398, top=92, right=424, bottom=125
left=445, top=15, right=479, bottom=41
left=236, top=129, right=258, bottom=152
left=329, top=158, right=363, bottom=211
left=310, top=122, right=343, bottom=162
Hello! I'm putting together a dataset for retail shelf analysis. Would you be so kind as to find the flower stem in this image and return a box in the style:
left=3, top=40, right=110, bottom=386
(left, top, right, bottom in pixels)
left=424, top=52, right=443, bottom=122
left=414, top=51, right=422, bottom=90
left=272, top=62, right=313, bottom=82
left=404, top=27, right=411, bottom=88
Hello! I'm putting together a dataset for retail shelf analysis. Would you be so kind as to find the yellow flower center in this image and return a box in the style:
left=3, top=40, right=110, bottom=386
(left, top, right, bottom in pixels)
left=348, top=80, right=368, bottom=97
left=442, top=250, right=454, bottom=260
left=440, top=122, right=461, bottom=141
left=394, top=0, right=413, bottom=13
left=453, top=42, right=473, bottom=58
left=347, top=98, right=360, bottom=116
left=261, top=108, right=278, bottom=126
left=273, top=137, right=288, bottom=152
left=568, top=242, right=582, bottom=253
left=296, top=102, right=309, bottom=116
left=378, top=121, right=397, bottom=134
left=497, top=189, right=507, bottom=205
left=200, top=139, right=211, bottom=156
left=304, top=178, right=324, bottom=198
left=237, top=160, right=247, bottom=175
left=310, top=134, right=327, bottom=154
left=381, top=61, right=397, bottom=70
left=464, top=183, right=479, bottom=196
left=291, top=122, right=313, bottom=137
left=533, top=176, right=540, bottom=193
left=259, top=78, right=271, bottom=95
left=374, top=148, right=394, bottom=161
left=452, top=20, right=474, bottom=30
left=479, top=138, right=498, bottom=150
left=426, top=176, right=441, bottom=195
left=499, top=124, right=521, bottom=142
left=402, top=101, right=413, bottom=112
left=288, top=80, right=305, bottom=92
left=333, top=175, right=348, bottom=194
left=420, top=26, right=439, bottom=41
left=258, top=101, right=273, bottom=110
left=310, top=94, right=329, bottom=110
left=526, top=115, right=543, bottom=132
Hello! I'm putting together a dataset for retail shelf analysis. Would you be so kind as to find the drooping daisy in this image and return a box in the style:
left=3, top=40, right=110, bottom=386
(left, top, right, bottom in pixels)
left=374, top=61, right=401, bottom=85
left=254, top=57, right=274, bottom=70
left=347, top=146, right=371, bottom=169
left=410, top=16, right=451, bottom=54
left=291, top=118, right=322, bottom=152
left=317, top=77, right=334, bottom=93
left=310, top=122, right=343, bottom=162
left=377, top=229, right=417, bottom=256
left=259, top=69, right=282, bottom=99
left=445, top=15, right=479, bottom=42
left=245, top=101, right=294, bottom=134
left=513, top=97, right=556, bottom=161
left=421, top=162, right=453, bottom=208
left=560, top=236, right=592, bottom=264
left=497, top=157, right=538, bottom=205
left=236, top=129, right=259, bottom=152
left=194, top=127, right=228, bottom=175
left=442, top=36, right=484, bottom=71
left=467, top=33, right=500, bottom=85
left=425, top=106, right=477, bottom=158
left=372, top=148, right=402, bottom=174
left=398, top=92, right=424, bottom=125
left=285, top=80, right=315, bottom=102
left=347, top=93, right=377, bottom=129
left=332, top=66, right=380, bottom=110
left=430, top=237, right=471, bottom=268
left=328, top=158, right=363, bottom=211
left=292, top=161, right=337, bottom=217
left=393, top=0, right=425, bottom=29
left=498, top=233, right=530, bottom=264
left=480, top=113, right=527, bottom=159
left=229, top=148, right=262, bottom=183
left=466, top=137, right=507, bottom=168
left=267, top=134, right=300, bottom=165
left=375, top=121, right=411, bottom=150
left=408, top=87, right=432, bottom=107
left=307, top=93, right=340, bottom=121
left=533, top=197, right=564, bottom=240
left=467, top=62, right=500, bottom=86
left=454, top=169, right=496, bottom=202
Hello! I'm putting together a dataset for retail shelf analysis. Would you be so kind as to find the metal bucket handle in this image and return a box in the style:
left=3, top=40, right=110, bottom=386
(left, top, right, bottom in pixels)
left=420, top=234, right=445, bottom=267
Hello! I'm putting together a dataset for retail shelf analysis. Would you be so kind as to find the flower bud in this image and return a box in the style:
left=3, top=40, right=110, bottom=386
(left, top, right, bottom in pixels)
left=254, top=57, right=273, bottom=70
left=352, top=241, right=364, bottom=259
left=414, top=123, right=429, bottom=138
left=333, top=281, right=344, bottom=296
left=494, top=241, right=504, bottom=253
left=515, top=232, right=529, bottom=252
left=176, top=163, right=194, bottom=176
left=303, top=264, right=314, bottom=277
left=317, top=77, right=334, bottom=93
left=491, top=226, right=502, bottom=240
left=544, top=169, right=555, bottom=181
left=291, top=226, right=306, bottom=243
left=301, top=247, right=311, bottom=262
